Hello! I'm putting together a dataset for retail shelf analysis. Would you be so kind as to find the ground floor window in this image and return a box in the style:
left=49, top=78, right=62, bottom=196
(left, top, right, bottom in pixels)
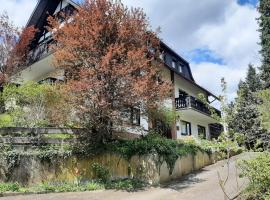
left=130, top=108, right=140, bottom=126
left=198, top=125, right=206, bottom=139
left=121, top=107, right=140, bottom=126
left=181, top=120, right=191, bottom=136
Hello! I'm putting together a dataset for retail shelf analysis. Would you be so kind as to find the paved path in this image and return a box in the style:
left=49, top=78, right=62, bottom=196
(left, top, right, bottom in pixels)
left=2, top=153, right=256, bottom=200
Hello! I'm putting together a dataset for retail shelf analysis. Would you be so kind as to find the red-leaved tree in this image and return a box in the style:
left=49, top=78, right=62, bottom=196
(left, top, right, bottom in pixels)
left=48, top=0, right=172, bottom=141
left=0, top=12, right=36, bottom=84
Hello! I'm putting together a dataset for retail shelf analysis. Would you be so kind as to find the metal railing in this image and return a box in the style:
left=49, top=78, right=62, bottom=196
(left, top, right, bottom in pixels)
left=175, top=96, right=221, bottom=117
left=28, top=37, right=55, bottom=65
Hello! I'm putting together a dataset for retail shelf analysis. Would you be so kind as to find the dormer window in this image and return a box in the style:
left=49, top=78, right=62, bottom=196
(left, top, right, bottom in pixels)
left=178, top=64, right=183, bottom=73
left=172, top=60, right=176, bottom=69
left=159, top=52, right=165, bottom=61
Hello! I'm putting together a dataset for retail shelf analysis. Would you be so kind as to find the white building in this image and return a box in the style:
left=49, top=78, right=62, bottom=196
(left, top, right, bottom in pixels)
left=13, top=0, right=222, bottom=140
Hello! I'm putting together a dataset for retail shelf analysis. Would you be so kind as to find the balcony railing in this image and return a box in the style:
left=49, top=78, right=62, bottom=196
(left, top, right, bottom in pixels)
left=28, top=37, right=55, bottom=65
left=175, top=96, right=221, bottom=118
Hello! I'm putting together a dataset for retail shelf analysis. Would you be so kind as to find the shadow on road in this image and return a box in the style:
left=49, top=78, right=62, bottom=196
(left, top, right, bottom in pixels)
left=162, top=169, right=208, bottom=192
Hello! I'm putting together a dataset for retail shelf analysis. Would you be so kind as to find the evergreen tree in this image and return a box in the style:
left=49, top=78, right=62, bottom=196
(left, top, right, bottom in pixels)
left=258, top=0, right=270, bottom=88
left=246, top=64, right=262, bottom=92
left=231, top=66, right=265, bottom=148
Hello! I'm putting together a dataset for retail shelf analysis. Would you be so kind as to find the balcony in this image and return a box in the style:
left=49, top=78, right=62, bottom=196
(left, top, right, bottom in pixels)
left=28, top=37, right=55, bottom=65
left=175, top=96, right=221, bottom=118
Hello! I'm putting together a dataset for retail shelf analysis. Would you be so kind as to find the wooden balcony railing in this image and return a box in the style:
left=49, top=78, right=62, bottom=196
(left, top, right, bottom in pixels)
left=175, top=96, right=221, bottom=118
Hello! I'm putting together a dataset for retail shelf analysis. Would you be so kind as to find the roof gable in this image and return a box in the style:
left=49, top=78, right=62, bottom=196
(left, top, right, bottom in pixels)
left=26, top=0, right=77, bottom=47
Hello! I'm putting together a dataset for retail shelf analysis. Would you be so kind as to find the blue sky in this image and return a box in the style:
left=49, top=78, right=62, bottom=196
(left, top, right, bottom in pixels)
left=0, top=0, right=261, bottom=102
left=237, top=0, right=258, bottom=6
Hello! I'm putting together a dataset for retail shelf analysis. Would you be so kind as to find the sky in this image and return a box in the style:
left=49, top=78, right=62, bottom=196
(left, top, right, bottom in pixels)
left=0, top=0, right=260, bottom=102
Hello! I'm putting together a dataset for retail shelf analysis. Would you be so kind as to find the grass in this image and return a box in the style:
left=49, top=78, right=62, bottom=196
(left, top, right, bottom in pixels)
left=42, top=134, right=75, bottom=139
left=0, top=183, right=20, bottom=193
left=0, top=179, right=147, bottom=194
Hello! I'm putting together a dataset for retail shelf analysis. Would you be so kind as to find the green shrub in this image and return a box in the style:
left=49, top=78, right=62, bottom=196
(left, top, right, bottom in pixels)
left=85, top=181, right=104, bottom=191
left=1, top=82, right=73, bottom=128
left=0, top=114, right=13, bottom=128
left=0, top=182, right=20, bottom=193
left=29, top=181, right=104, bottom=193
left=239, top=152, right=270, bottom=200
left=43, top=134, right=74, bottom=139
left=91, top=163, right=110, bottom=183
left=100, top=133, right=204, bottom=174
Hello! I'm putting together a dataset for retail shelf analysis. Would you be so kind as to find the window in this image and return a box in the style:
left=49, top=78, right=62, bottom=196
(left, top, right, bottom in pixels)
left=38, top=77, right=62, bottom=84
left=130, top=108, right=140, bottom=126
left=159, top=52, right=165, bottom=61
left=181, top=121, right=191, bottom=136
left=172, top=60, right=177, bottom=69
left=178, top=64, right=183, bottom=73
left=198, top=125, right=206, bottom=139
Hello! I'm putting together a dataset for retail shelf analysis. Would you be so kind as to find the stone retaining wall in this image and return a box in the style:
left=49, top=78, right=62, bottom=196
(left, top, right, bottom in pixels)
left=0, top=151, right=218, bottom=186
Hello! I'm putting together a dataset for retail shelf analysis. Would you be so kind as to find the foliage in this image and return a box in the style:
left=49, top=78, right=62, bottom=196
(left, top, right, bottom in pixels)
left=1, top=82, right=73, bottom=128
left=220, top=78, right=229, bottom=133
left=0, top=144, right=73, bottom=174
left=197, top=93, right=220, bottom=122
left=257, top=90, right=270, bottom=149
left=199, top=133, right=244, bottom=158
left=48, top=0, right=171, bottom=142
left=239, top=152, right=270, bottom=200
left=42, top=134, right=75, bottom=139
left=0, top=178, right=147, bottom=194
left=149, top=107, right=180, bottom=127
left=0, top=182, right=20, bottom=193
left=258, top=0, right=270, bottom=89
left=99, top=133, right=203, bottom=174
left=31, top=181, right=104, bottom=193
left=0, top=114, right=12, bottom=128
left=0, top=12, right=36, bottom=84
left=91, top=163, right=110, bottom=183
left=148, top=107, right=180, bottom=136
left=230, top=65, right=266, bottom=149
left=0, top=181, right=104, bottom=194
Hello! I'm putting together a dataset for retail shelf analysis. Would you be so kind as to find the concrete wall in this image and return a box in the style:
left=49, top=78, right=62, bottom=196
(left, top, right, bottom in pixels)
left=0, top=151, right=216, bottom=186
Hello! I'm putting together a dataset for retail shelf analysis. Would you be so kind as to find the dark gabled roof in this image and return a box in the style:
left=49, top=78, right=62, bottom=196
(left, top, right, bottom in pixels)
left=160, top=41, right=195, bottom=82
left=26, top=0, right=78, bottom=47
left=26, top=0, right=62, bottom=46
left=160, top=41, right=219, bottom=100
left=26, top=0, right=79, bottom=28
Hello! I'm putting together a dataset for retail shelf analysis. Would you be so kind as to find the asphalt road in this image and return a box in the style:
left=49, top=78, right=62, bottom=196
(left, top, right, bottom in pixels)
left=2, top=153, right=255, bottom=200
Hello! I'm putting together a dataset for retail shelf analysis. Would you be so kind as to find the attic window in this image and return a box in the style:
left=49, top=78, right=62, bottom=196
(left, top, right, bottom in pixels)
left=178, top=64, right=183, bottom=73
left=159, top=52, right=165, bottom=61
left=172, top=60, right=176, bottom=69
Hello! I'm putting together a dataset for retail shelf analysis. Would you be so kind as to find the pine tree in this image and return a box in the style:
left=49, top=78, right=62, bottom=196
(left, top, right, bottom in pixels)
left=231, top=66, right=265, bottom=148
left=258, top=0, right=270, bottom=88
left=246, top=64, right=262, bottom=92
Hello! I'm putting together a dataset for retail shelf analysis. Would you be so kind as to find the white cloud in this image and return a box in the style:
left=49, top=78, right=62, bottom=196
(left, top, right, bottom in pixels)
left=0, top=0, right=38, bottom=27
left=192, top=1, right=260, bottom=102
left=122, top=0, right=233, bottom=52
left=122, top=0, right=260, bottom=102
left=196, top=1, right=260, bottom=67
left=191, top=62, right=246, bottom=101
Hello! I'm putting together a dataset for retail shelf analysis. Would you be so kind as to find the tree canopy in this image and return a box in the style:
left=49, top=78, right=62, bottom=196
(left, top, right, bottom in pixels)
left=0, top=13, right=36, bottom=84
left=48, top=0, right=172, bottom=140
